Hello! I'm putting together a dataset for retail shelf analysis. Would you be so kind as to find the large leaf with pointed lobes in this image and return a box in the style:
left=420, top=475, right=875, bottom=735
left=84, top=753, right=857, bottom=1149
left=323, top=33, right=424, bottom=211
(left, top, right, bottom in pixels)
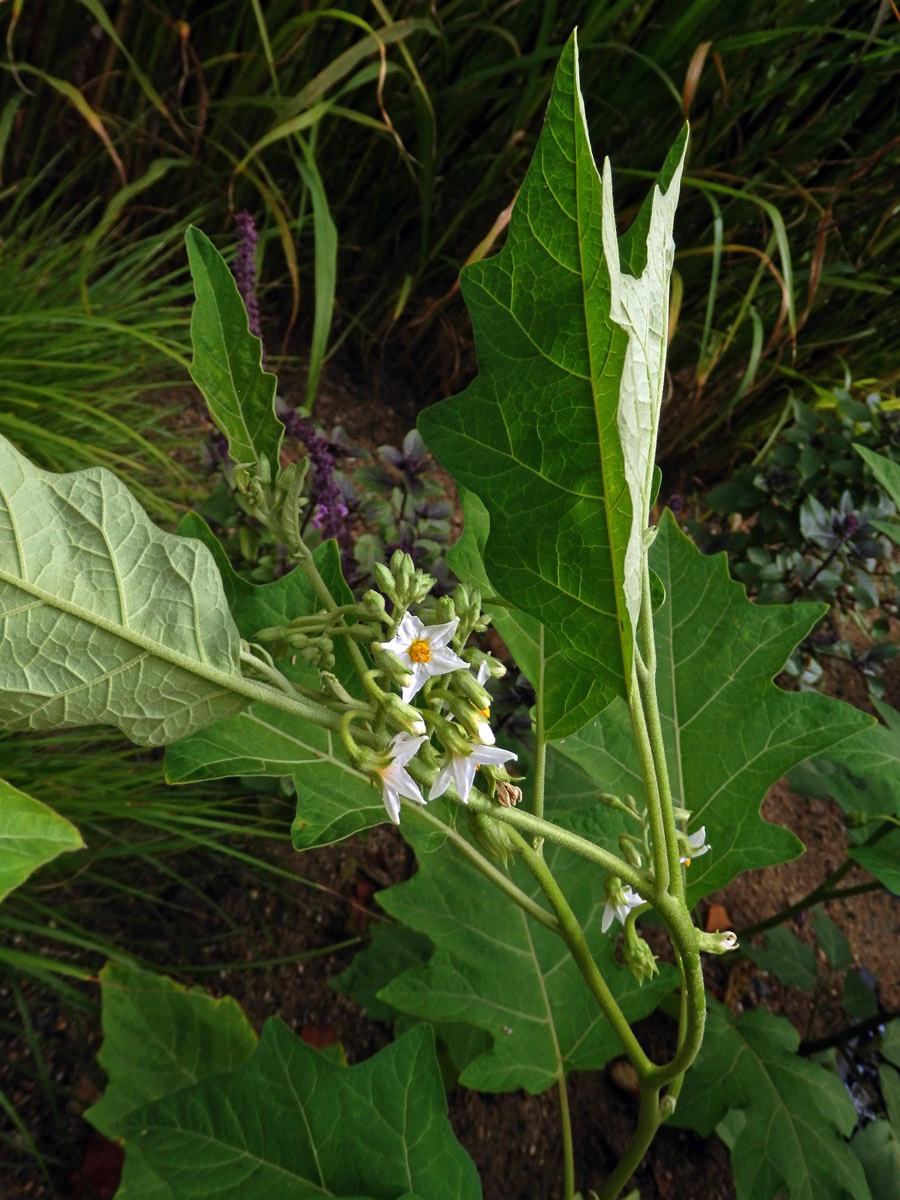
left=672, top=1003, right=872, bottom=1200
left=88, top=964, right=477, bottom=1200
left=0, top=436, right=247, bottom=746
left=552, top=513, right=871, bottom=899
left=419, top=31, right=687, bottom=727
left=112, top=1020, right=480, bottom=1200
left=186, top=225, right=282, bottom=481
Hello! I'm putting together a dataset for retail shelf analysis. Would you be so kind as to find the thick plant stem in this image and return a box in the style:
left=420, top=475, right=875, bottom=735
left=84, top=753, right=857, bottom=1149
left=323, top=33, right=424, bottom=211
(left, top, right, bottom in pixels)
left=595, top=1084, right=662, bottom=1200
left=635, top=560, right=683, bottom=897
left=557, top=1071, right=575, bottom=1200
left=290, top=536, right=376, bottom=689
left=465, top=794, right=646, bottom=894
left=513, top=831, right=652, bottom=1076
left=627, top=672, right=669, bottom=891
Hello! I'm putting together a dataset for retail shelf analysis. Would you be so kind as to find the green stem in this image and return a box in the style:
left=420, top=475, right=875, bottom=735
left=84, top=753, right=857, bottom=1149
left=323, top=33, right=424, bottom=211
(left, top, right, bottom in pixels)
left=595, top=1084, right=662, bottom=1200
left=512, top=831, right=652, bottom=1076
left=636, top=559, right=683, bottom=897
left=464, top=793, right=647, bottom=894
left=644, top=893, right=706, bottom=1089
left=628, top=670, right=669, bottom=891
left=557, top=1071, right=575, bottom=1200
left=290, top=537, right=376, bottom=688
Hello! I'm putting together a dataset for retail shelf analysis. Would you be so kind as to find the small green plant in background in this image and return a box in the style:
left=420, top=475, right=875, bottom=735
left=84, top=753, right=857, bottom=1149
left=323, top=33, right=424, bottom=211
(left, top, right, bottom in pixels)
left=3, top=34, right=899, bottom=1200
left=689, top=388, right=900, bottom=693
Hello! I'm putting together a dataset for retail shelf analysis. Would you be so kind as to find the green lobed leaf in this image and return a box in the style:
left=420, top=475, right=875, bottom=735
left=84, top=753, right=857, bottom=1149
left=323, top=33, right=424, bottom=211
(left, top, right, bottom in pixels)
left=0, top=779, right=83, bottom=903
left=332, top=920, right=493, bottom=1080
left=377, top=809, right=676, bottom=1094
left=551, top=512, right=872, bottom=898
left=0, top=435, right=247, bottom=746
left=87, top=962, right=258, bottom=1200
left=114, top=1020, right=481, bottom=1199
left=789, top=698, right=900, bottom=834
left=672, top=1002, right=872, bottom=1200
left=87, top=962, right=257, bottom=1138
left=186, top=225, right=282, bottom=479
left=419, top=32, right=687, bottom=724
left=745, top=927, right=818, bottom=991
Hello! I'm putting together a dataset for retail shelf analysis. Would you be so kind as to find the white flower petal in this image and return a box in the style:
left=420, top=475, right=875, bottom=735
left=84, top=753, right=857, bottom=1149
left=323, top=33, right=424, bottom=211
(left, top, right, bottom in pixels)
left=468, top=744, right=517, bottom=768
left=428, top=644, right=469, bottom=674
left=474, top=719, right=495, bottom=745
left=382, top=786, right=401, bottom=825
left=601, top=902, right=615, bottom=933
left=427, top=761, right=454, bottom=802
left=451, top=754, right=479, bottom=804
left=421, top=617, right=460, bottom=649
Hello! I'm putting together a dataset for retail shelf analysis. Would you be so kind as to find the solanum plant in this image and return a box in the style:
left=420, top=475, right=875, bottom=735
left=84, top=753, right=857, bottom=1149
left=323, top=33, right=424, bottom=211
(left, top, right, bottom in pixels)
left=0, top=32, right=885, bottom=1200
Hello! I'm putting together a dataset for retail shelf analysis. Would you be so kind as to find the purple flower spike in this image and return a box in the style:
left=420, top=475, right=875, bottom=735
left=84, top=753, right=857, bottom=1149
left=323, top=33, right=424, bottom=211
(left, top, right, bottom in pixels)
left=233, top=210, right=264, bottom=356
left=294, top=418, right=348, bottom=545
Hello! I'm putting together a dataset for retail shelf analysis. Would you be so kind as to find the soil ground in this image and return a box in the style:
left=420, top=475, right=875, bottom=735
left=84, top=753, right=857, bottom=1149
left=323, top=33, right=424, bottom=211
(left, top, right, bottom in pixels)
left=1, top=353, right=898, bottom=1200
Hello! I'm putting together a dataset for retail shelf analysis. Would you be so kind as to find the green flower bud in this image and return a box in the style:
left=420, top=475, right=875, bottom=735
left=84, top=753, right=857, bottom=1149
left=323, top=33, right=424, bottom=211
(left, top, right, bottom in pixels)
left=467, top=809, right=519, bottom=868
left=372, top=647, right=414, bottom=693
left=408, top=568, right=436, bottom=605
left=697, top=930, right=739, bottom=954
left=452, top=667, right=492, bottom=712
left=362, top=589, right=387, bottom=619
left=372, top=561, right=396, bottom=600
left=381, top=693, right=428, bottom=737
left=434, top=595, right=456, bottom=625
left=618, top=833, right=643, bottom=869
left=622, top=923, right=659, bottom=986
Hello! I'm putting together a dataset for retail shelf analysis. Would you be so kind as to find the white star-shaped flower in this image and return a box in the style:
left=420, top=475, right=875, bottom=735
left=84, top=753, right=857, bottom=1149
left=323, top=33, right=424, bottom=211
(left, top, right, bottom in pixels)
left=680, top=826, right=710, bottom=866
left=376, top=732, right=428, bottom=824
left=377, top=613, right=469, bottom=703
left=427, top=743, right=518, bottom=805
left=601, top=885, right=645, bottom=933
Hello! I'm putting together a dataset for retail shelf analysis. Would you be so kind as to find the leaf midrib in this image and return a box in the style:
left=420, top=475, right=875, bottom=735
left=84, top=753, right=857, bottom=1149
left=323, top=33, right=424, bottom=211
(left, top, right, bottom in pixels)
left=0, top=565, right=253, bottom=700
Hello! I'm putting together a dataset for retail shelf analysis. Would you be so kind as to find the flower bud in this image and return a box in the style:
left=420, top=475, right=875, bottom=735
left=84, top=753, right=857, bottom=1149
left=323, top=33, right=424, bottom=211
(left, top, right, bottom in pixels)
left=381, top=693, right=427, bottom=737
left=452, top=668, right=492, bottom=712
left=433, top=595, right=456, bottom=625
left=371, top=647, right=414, bottom=694
left=361, top=589, right=387, bottom=619
left=467, top=810, right=519, bottom=868
left=697, top=930, right=739, bottom=954
left=618, top=833, right=643, bottom=869
left=372, top=561, right=396, bottom=601
left=622, top=924, right=659, bottom=986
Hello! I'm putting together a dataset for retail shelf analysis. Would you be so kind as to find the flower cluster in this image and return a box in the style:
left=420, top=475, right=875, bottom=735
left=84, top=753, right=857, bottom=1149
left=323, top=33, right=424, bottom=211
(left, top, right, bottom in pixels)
left=288, top=417, right=348, bottom=545
left=368, top=611, right=517, bottom=824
